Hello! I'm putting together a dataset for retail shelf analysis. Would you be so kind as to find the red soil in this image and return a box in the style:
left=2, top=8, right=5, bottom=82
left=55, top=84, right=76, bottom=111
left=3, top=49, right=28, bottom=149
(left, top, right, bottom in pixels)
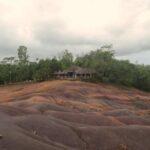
left=0, top=80, right=150, bottom=150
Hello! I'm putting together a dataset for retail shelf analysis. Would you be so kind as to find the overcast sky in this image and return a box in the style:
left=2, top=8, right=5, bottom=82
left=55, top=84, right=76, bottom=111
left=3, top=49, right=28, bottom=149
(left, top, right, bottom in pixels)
left=0, top=0, right=150, bottom=64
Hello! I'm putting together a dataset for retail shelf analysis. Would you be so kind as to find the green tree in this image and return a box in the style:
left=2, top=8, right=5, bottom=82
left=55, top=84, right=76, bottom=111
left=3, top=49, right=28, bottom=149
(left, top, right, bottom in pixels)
left=33, top=59, right=52, bottom=81
left=17, top=46, right=29, bottom=65
left=50, top=57, right=62, bottom=72
left=0, top=45, right=149, bottom=92
left=1, top=57, right=15, bottom=65
left=133, top=65, right=150, bottom=91
left=60, top=50, right=73, bottom=69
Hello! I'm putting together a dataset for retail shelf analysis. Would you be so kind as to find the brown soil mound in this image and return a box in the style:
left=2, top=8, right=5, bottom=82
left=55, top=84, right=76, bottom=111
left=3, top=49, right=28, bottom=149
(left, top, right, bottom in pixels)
left=0, top=80, right=150, bottom=150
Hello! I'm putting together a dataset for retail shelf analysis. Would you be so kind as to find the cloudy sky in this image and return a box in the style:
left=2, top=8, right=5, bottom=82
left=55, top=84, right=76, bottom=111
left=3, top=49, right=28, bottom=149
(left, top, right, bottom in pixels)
left=0, top=0, right=150, bottom=64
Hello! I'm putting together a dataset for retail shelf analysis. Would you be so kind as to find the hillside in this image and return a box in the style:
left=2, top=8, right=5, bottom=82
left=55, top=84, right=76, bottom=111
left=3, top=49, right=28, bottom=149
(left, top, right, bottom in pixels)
left=0, top=80, right=150, bottom=150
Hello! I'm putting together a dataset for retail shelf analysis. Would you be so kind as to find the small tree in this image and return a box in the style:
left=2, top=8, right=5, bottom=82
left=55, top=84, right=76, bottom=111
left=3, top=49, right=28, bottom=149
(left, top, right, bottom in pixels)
left=17, top=46, right=29, bottom=65
left=60, top=50, right=73, bottom=69
left=1, top=57, right=15, bottom=65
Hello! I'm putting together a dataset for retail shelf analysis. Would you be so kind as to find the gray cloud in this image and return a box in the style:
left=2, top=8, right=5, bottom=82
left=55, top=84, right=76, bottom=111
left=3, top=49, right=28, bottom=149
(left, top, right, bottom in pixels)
left=34, top=23, right=101, bottom=45
left=0, top=25, right=19, bottom=58
left=0, top=0, right=150, bottom=64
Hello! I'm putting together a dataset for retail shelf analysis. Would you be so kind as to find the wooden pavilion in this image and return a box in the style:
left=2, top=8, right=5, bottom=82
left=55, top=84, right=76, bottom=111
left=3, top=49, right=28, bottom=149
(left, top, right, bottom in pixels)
left=54, top=66, right=96, bottom=79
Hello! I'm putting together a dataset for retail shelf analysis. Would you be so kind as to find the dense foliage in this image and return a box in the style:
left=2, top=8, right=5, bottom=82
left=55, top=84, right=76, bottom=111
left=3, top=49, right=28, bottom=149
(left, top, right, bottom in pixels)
left=0, top=45, right=150, bottom=92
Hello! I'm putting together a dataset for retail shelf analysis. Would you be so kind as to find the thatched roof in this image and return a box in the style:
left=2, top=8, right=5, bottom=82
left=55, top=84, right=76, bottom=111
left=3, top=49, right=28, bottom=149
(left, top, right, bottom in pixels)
left=54, top=66, right=96, bottom=75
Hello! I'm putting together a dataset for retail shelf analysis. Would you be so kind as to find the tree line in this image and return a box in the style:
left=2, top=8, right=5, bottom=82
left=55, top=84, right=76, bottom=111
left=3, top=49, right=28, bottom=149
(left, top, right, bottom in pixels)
left=0, top=45, right=150, bottom=92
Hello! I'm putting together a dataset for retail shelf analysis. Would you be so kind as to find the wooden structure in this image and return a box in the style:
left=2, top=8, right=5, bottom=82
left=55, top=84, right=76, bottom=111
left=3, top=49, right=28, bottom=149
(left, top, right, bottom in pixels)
left=54, top=66, right=96, bottom=79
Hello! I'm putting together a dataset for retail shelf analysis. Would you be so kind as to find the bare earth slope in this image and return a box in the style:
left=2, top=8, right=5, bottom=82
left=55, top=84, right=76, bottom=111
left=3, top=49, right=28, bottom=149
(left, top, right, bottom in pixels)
left=0, top=80, right=150, bottom=150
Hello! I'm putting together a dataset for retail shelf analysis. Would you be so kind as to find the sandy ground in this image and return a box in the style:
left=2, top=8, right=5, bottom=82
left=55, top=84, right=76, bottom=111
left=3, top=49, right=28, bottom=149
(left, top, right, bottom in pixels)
left=0, top=80, right=150, bottom=150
